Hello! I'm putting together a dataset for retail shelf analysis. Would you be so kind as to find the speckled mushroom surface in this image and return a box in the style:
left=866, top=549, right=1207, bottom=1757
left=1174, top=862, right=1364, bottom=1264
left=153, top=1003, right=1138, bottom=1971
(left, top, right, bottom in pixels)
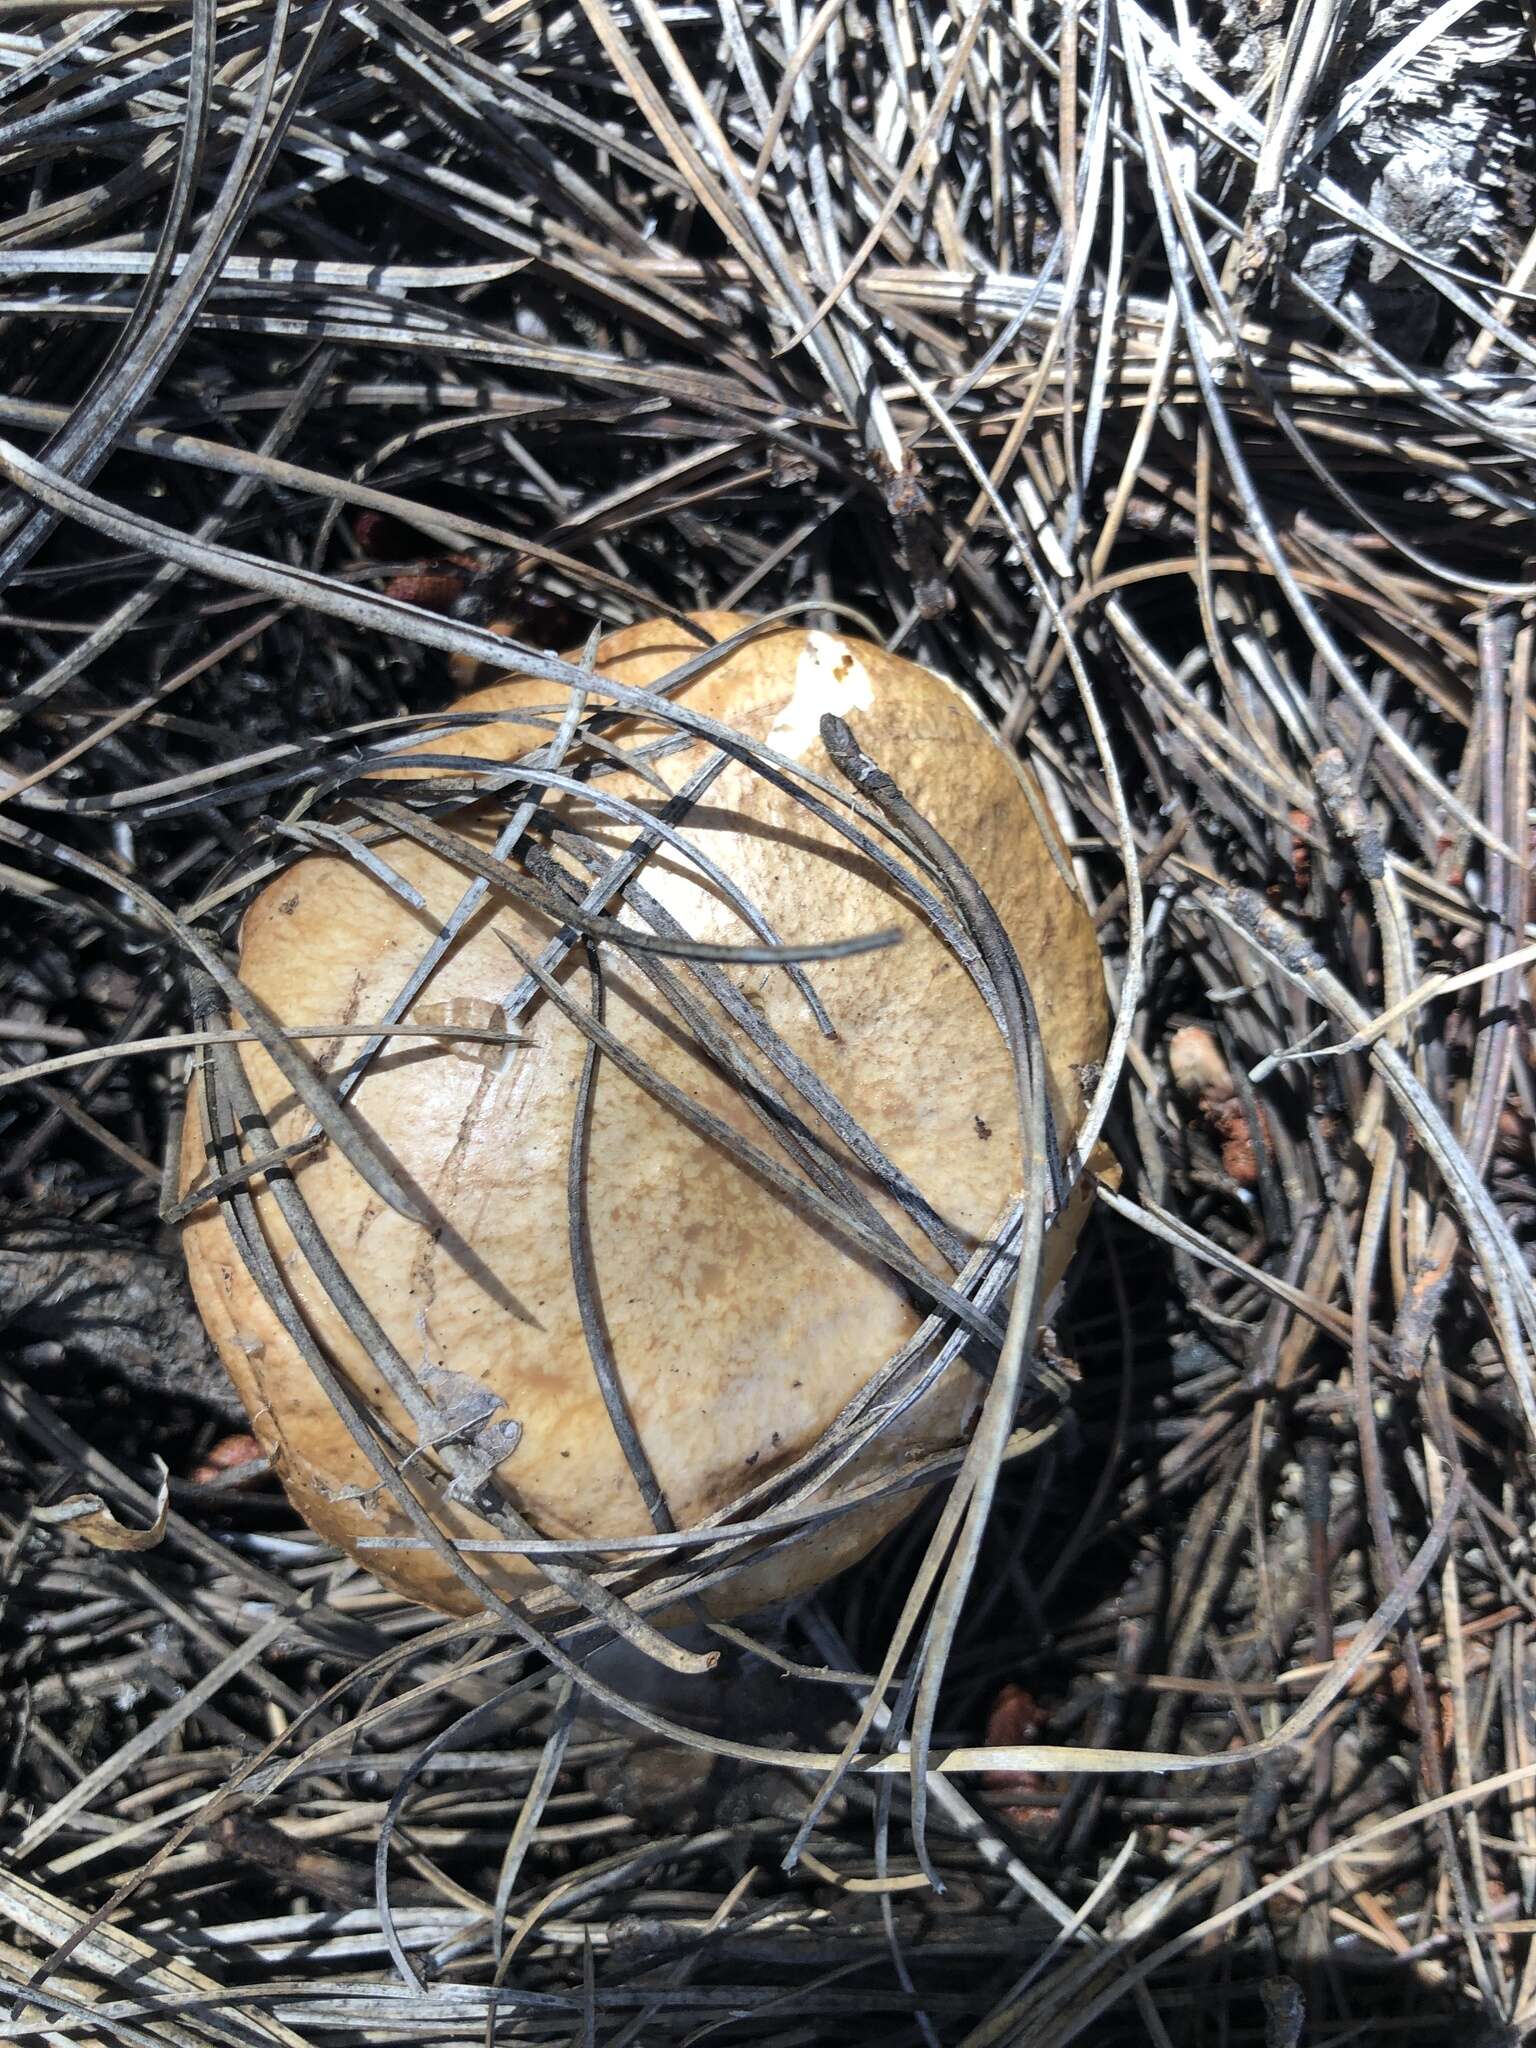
left=180, top=612, right=1111, bottom=1615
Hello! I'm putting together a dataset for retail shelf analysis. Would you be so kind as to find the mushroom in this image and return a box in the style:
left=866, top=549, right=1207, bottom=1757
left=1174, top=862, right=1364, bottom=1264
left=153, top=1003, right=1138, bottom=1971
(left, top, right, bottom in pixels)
left=179, top=613, right=1110, bottom=1618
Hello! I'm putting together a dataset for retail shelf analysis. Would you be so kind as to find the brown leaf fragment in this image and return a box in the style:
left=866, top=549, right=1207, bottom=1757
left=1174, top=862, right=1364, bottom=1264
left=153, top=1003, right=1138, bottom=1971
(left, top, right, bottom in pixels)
left=36, top=1458, right=170, bottom=1551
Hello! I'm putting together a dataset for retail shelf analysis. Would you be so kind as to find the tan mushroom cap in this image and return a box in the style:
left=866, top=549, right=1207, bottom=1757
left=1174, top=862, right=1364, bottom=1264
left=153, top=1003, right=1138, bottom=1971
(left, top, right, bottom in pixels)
left=180, top=613, right=1111, bottom=1618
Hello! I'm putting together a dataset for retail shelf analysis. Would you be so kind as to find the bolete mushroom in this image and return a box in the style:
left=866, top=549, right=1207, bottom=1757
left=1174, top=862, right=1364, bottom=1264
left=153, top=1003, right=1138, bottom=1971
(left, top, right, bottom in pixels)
left=180, top=613, right=1110, bottom=1618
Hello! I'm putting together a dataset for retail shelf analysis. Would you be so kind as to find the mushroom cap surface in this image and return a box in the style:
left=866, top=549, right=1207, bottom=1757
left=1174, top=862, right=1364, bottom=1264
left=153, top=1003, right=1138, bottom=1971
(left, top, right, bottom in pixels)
left=180, top=613, right=1110, bottom=1616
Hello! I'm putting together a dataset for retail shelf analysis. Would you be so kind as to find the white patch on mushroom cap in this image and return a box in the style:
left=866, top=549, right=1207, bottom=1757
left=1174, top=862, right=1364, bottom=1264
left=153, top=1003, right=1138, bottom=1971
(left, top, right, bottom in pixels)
left=768, top=631, right=874, bottom=758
